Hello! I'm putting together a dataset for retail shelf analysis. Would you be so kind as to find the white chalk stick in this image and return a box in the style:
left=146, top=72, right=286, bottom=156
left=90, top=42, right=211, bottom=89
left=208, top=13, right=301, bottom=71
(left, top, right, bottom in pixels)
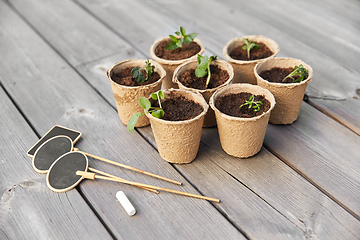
left=116, top=191, right=136, bottom=216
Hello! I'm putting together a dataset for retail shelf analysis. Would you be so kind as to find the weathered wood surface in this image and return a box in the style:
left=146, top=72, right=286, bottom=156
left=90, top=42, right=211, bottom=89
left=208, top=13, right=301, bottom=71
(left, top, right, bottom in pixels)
left=2, top=0, right=360, bottom=239
left=0, top=90, right=113, bottom=239
left=0, top=1, right=243, bottom=239
left=74, top=0, right=360, bottom=219
left=133, top=0, right=360, bottom=135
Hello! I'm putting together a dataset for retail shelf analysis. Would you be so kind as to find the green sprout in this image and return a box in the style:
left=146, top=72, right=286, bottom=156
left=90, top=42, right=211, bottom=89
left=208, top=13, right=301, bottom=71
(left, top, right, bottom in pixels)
left=195, top=54, right=217, bottom=88
left=282, top=64, right=309, bottom=83
left=131, top=60, right=155, bottom=83
left=127, top=90, right=165, bottom=132
left=239, top=95, right=263, bottom=112
left=166, top=26, right=198, bottom=50
left=242, top=38, right=260, bottom=60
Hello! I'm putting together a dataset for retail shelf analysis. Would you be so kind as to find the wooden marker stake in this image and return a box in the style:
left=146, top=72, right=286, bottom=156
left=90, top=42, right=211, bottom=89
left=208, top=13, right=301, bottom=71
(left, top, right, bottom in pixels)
left=77, top=171, right=220, bottom=203
left=74, top=148, right=182, bottom=186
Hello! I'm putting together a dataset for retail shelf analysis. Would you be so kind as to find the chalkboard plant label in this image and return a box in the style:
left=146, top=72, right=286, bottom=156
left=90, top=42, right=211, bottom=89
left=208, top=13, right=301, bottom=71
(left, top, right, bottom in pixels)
left=255, top=57, right=313, bottom=124
left=150, top=27, right=205, bottom=89
left=106, top=59, right=166, bottom=128
left=172, top=58, right=234, bottom=127
left=146, top=89, right=208, bottom=164
left=209, top=84, right=275, bottom=158
left=223, top=35, right=279, bottom=85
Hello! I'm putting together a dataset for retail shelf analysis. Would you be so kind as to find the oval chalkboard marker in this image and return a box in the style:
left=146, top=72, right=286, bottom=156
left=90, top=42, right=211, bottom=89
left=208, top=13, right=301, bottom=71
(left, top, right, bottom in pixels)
left=33, top=136, right=73, bottom=173
left=47, top=151, right=88, bottom=192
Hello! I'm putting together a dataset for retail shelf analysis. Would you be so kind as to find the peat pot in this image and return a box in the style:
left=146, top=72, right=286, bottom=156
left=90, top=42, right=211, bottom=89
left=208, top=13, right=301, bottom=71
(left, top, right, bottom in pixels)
left=223, top=35, right=279, bottom=85
left=172, top=59, right=234, bottom=127
left=210, top=84, right=275, bottom=158
left=150, top=37, right=205, bottom=89
left=147, top=89, right=208, bottom=164
left=255, top=57, right=313, bottom=124
left=106, top=59, right=166, bottom=127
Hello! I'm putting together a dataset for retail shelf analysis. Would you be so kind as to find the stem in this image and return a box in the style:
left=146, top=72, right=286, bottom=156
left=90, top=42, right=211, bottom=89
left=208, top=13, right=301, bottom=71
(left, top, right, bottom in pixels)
left=205, top=66, right=211, bottom=88
left=156, top=93, right=163, bottom=109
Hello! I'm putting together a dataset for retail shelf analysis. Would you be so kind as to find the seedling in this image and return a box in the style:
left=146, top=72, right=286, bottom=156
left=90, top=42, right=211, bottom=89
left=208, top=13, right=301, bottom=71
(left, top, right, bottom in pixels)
left=282, top=64, right=309, bottom=83
left=242, top=38, right=260, bottom=60
left=195, top=54, right=217, bottom=88
left=239, top=95, right=263, bottom=112
left=131, top=60, right=155, bottom=83
left=166, top=26, right=198, bottom=50
left=127, top=90, right=165, bottom=132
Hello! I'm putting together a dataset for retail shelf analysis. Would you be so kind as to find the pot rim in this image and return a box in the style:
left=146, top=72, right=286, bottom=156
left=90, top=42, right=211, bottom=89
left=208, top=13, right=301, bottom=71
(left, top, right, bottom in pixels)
left=223, top=35, right=280, bottom=64
left=209, top=83, right=276, bottom=122
left=146, top=88, right=209, bottom=124
left=150, top=37, right=205, bottom=64
left=106, top=59, right=166, bottom=89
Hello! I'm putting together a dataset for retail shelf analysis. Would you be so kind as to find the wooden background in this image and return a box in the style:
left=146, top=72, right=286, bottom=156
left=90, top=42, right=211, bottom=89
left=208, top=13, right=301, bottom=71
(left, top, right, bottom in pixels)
left=1, top=0, right=359, bottom=239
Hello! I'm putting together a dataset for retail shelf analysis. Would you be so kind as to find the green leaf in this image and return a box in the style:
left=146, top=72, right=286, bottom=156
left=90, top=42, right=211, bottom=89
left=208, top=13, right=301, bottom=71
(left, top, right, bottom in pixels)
left=195, top=68, right=207, bottom=78
left=127, top=112, right=142, bottom=132
left=151, top=109, right=164, bottom=119
left=158, top=90, right=165, bottom=99
left=183, top=36, right=193, bottom=45
left=175, top=31, right=181, bottom=36
left=176, top=41, right=183, bottom=48
left=209, top=55, right=217, bottom=62
left=169, top=35, right=178, bottom=42
left=151, top=93, right=158, bottom=100
left=180, top=26, right=186, bottom=36
left=187, top=33, right=198, bottom=41
left=139, top=97, right=151, bottom=111
left=166, top=41, right=178, bottom=50
left=198, top=56, right=209, bottom=69
left=131, top=66, right=145, bottom=83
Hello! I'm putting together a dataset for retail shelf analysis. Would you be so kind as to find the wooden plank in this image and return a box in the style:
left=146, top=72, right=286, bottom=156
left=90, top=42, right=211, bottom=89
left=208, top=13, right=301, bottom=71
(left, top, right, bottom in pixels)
left=135, top=0, right=360, bottom=136
left=0, top=91, right=113, bottom=239
left=216, top=0, right=360, bottom=72
left=53, top=0, right=360, bottom=238
left=4, top=0, right=313, bottom=238
left=265, top=102, right=360, bottom=218
left=0, top=1, right=245, bottom=239
left=6, top=0, right=130, bottom=67
left=76, top=0, right=360, bottom=215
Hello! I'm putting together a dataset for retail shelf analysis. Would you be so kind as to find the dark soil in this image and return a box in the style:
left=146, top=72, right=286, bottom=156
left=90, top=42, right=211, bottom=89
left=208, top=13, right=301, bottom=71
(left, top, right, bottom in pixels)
left=215, top=92, right=271, bottom=118
left=111, top=67, right=160, bottom=87
left=151, top=92, right=203, bottom=121
left=229, top=42, right=273, bottom=61
left=178, top=65, right=230, bottom=90
left=154, top=38, right=201, bottom=60
left=259, top=67, right=299, bottom=84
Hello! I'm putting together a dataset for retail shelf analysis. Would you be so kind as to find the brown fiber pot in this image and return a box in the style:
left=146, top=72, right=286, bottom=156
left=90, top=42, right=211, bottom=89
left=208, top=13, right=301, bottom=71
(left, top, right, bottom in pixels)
left=210, top=84, right=275, bottom=158
left=106, top=59, right=166, bottom=127
left=255, top=57, right=313, bottom=125
left=172, top=59, right=234, bottom=127
left=146, top=89, right=208, bottom=164
left=223, top=35, right=279, bottom=85
left=150, top=37, right=205, bottom=90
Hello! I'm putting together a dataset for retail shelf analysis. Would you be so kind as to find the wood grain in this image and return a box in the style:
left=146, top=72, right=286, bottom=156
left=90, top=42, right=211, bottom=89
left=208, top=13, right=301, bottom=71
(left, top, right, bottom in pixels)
left=59, top=0, right=360, bottom=238
left=139, top=0, right=360, bottom=136
left=0, top=89, right=113, bottom=239
left=0, top=1, right=245, bottom=239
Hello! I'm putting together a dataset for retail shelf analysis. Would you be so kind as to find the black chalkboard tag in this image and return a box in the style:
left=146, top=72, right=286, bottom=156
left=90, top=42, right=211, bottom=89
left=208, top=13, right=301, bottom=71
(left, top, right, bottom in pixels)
left=27, top=125, right=81, bottom=158
left=33, top=136, right=73, bottom=173
left=47, top=151, right=88, bottom=192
